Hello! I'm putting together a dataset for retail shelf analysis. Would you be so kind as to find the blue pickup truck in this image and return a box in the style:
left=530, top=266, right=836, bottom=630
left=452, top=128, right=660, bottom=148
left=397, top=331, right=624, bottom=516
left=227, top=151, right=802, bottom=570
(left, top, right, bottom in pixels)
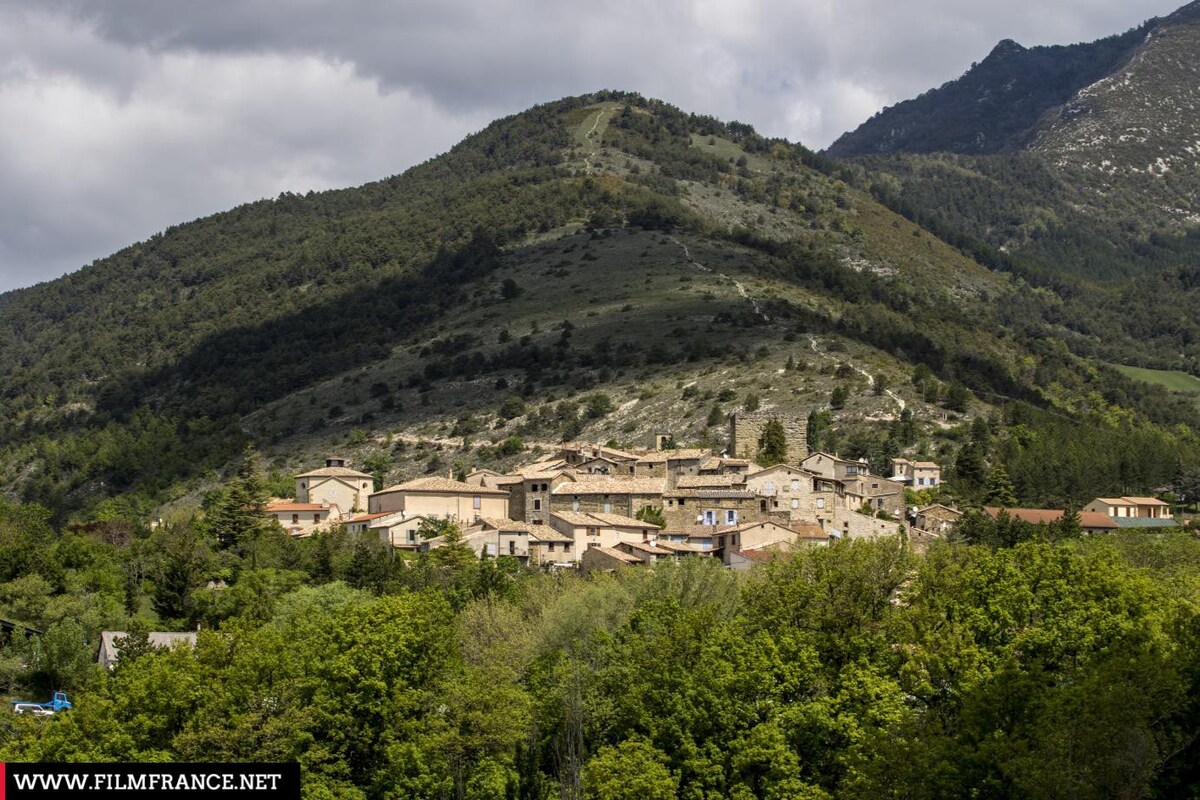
left=11, top=691, right=71, bottom=715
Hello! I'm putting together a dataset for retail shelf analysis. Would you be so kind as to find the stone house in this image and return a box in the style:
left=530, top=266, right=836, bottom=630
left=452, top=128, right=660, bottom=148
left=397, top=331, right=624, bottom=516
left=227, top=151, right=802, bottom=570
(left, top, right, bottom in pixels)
left=890, top=458, right=942, bottom=488
left=344, top=512, right=393, bottom=535
left=511, top=470, right=576, bottom=525
left=264, top=500, right=342, bottom=538
left=801, top=452, right=872, bottom=483
left=699, top=456, right=753, bottom=476
left=911, top=504, right=962, bottom=536
left=614, top=539, right=672, bottom=564
left=548, top=510, right=661, bottom=554
left=661, top=488, right=762, bottom=529
left=713, top=520, right=829, bottom=565
left=527, top=527, right=576, bottom=566
left=369, top=513, right=433, bottom=549
left=368, top=476, right=509, bottom=524
left=745, top=464, right=820, bottom=519
left=456, top=517, right=540, bottom=562
left=580, top=546, right=644, bottom=574
left=550, top=477, right=666, bottom=518
left=841, top=475, right=906, bottom=517
left=296, top=457, right=375, bottom=514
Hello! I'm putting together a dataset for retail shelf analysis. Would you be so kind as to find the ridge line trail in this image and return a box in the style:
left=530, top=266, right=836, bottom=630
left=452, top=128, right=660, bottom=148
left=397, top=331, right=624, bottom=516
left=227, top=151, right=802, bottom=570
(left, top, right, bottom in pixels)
left=808, top=336, right=907, bottom=414
left=671, top=238, right=770, bottom=322
left=582, top=108, right=609, bottom=174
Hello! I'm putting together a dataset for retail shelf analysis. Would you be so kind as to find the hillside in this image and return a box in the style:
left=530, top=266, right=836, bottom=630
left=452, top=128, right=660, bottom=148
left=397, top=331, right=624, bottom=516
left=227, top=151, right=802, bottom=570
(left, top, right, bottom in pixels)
left=826, top=25, right=1150, bottom=157
left=822, top=2, right=1200, bottom=379
left=0, top=92, right=1194, bottom=519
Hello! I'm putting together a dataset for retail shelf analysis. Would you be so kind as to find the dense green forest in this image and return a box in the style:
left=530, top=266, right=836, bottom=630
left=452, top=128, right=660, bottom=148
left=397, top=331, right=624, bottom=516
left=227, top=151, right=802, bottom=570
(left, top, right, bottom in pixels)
left=0, top=487, right=1198, bottom=799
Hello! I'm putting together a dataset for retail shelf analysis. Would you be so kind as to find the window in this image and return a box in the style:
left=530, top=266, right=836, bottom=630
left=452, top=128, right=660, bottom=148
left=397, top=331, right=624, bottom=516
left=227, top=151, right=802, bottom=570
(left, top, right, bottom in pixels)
left=541, top=483, right=548, bottom=492
left=791, top=479, right=799, bottom=492
left=548, top=543, right=555, bottom=553
left=533, top=499, right=542, bottom=511
left=588, top=527, right=598, bottom=537
left=313, top=514, right=321, bottom=523
left=473, top=495, right=481, bottom=509
left=725, top=510, right=737, bottom=524
left=763, top=480, right=775, bottom=496
left=791, top=499, right=799, bottom=509
left=564, top=544, right=571, bottom=553
left=509, top=541, right=515, bottom=554
left=300, top=482, right=306, bottom=489
left=704, top=510, right=716, bottom=525
left=292, top=514, right=299, bottom=525
left=678, top=498, right=686, bottom=506
left=572, top=499, right=580, bottom=511
left=407, top=530, right=416, bottom=543
left=816, top=498, right=825, bottom=509
left=604, top=501, right=612, bottom=513
left=629, top=466, right=635, bottom=474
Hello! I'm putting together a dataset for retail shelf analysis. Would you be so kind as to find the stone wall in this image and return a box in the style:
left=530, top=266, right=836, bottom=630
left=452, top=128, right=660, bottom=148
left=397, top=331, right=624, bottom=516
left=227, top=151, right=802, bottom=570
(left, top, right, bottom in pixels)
left=728, top=412, right=808, bottom=462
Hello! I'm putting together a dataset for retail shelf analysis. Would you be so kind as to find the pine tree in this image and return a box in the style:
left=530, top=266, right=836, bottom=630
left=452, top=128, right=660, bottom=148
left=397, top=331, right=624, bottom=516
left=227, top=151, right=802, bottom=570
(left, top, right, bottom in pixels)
left=205, top=445, right=272, bottom=564
left=983, top=463, right=1018, bottom=507
left=757, top=418, right=789, bottom=466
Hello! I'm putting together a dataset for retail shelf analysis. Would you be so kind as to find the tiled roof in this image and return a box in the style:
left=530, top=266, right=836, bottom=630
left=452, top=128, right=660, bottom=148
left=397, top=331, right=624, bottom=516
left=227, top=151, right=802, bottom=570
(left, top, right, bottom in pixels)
left=664, top=489, right=756, bottom=499
left=295, top=466, right=374, bottom=479
left=916, top=503, right=961, bottom=516
left=265, top=501, right=334, bottom=512
left=551, top=478, right=666, bottom=495
left=662, top=524, right=738, bottom=537
left=651, top=540, right=709, bottom=554
left=1079, top=512, right=1119, bottom=529
left=475, top=517, right=536, bottom=533
left=375, top=477, right=510, bottom=495
left=586, top=546, right=642, bottom=564
left=616, top=540, right=667, bottom=555
left=529, top=528, right=573, bottom=543
left=549, top=511, right=602, bottom=527
left=1120, top=496, right=1170, bottom=506
left=675, top=475, right=742, bottom=489
left=988, top=507, right=1128, bottom=529
left=346, top=512, right=391, bottom=523
left=549, top=511, right=658, bottom=529
left=586, top=512, right=660, bottom=529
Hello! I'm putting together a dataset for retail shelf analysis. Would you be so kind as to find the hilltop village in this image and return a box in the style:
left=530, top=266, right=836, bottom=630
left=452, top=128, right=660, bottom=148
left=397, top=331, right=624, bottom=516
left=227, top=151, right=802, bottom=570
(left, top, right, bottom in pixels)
left=258, top=412, right=1178, bottom=573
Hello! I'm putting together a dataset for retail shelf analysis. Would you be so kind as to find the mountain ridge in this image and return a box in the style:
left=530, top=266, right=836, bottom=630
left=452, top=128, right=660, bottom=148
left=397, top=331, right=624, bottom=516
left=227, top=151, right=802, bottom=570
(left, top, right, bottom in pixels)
left=0, top=91, right=1194, bottom=521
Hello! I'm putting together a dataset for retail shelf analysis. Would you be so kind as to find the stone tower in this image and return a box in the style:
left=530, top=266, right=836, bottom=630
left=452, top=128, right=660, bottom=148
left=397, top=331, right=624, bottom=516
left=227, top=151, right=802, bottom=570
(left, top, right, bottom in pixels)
left=728, top=412, right=808, bottom=463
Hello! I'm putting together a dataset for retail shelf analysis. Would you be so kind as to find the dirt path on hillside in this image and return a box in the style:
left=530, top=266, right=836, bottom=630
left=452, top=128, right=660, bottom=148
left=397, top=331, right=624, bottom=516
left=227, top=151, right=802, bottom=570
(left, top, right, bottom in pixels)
left=672, top=238, right=770, bottom=322
left=581, top=108, right=611, bottom=174
left=808, top=336, right=907, bottom=415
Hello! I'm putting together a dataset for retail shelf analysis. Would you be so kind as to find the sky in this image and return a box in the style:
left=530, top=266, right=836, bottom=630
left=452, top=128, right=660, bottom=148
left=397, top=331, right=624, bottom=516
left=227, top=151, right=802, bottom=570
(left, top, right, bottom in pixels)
left=0, top=0, right=1176, bottom=293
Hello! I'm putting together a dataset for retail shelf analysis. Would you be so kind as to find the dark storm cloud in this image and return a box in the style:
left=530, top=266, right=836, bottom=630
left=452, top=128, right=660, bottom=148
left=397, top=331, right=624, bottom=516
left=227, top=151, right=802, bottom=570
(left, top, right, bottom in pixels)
left=0, top=0, right=1175, bottom=292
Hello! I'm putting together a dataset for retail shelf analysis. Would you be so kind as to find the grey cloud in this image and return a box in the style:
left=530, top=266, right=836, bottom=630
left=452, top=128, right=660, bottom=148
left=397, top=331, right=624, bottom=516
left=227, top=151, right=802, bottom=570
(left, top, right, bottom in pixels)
left=0, top=0, right=1177, bottom=291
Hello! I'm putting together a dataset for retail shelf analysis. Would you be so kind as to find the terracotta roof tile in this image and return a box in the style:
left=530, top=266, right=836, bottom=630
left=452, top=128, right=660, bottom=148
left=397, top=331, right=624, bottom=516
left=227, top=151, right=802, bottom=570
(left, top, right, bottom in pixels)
left=375, top=477, right=509, bottom=495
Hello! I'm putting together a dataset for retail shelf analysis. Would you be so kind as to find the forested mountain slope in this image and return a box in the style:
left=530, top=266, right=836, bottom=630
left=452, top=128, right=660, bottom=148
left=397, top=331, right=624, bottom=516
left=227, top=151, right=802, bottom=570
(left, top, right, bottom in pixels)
left=0, top=92, right=1194, bottom=519
left=826, top=2, right=1200, bottom=377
